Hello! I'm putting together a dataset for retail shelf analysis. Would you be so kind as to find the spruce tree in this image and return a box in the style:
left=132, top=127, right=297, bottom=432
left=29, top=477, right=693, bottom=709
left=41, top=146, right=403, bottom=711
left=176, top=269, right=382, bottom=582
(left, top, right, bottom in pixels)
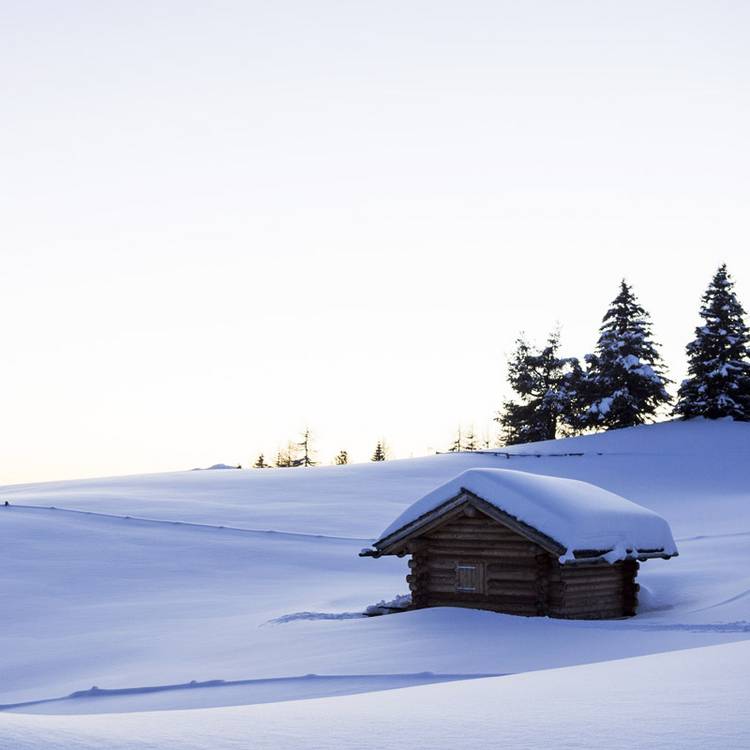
left=498, top=399, right=536, bottom=446
left=371, top=440, right=387, bottom=461
left=464, top=426, right=478, bottom=451
left=583, top=280, right=671, bottom=429
left=497, top=331, right=579, bottom=444
left=674, top=264, right=750, bottom=420
left=497, top=336, right=540, bottom=445
left=334, top=450, right=349, bottom=465
left=558, top=358, right=587, bottom=434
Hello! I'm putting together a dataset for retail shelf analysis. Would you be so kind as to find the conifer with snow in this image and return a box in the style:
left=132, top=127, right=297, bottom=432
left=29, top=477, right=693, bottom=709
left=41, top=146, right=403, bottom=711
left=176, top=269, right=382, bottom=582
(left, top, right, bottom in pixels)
left=497, top=331, right=579, bottom=444
left=674, top=265, right=750, bottom=421
left=582, top=280, right=670, bottom=429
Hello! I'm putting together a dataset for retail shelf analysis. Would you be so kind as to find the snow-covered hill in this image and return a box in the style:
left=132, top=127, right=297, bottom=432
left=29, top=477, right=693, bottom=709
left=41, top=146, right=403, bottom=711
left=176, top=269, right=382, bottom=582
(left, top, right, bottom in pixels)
left=2, top=419, right=749, bottom=747
left=3, top=641, right=747, bottom=750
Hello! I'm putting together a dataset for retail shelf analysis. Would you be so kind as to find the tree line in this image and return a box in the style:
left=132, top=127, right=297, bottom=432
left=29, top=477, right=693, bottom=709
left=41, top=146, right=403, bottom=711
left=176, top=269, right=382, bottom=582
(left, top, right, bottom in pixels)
left=251, top=432, right=389, bottom=469
left=497, top=264, right=750, bottom=445
left=249, top=264, right=749, bottom=466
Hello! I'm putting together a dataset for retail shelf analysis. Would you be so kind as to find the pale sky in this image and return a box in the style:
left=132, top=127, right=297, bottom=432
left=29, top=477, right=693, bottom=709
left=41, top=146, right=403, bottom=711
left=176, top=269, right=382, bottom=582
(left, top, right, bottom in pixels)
left=2, top=1, right=749, bottom=483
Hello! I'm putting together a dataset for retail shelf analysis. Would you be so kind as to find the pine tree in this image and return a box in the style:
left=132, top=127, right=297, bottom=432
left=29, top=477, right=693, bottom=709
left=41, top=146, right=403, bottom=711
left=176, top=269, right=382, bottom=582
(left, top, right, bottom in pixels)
left=296, top=428, right=317, bottom=467
left=674, top=265, right=750, bottom=420
left=371, top=440, right=387, bottom=461
left=334, top=450, right=348, bottom=465
left=497, top=336, right=538, bottom=445
left=448, top=427, right=463, bottom=452
left=582, top=280, right=671, bottom=430
left=253, top=453, right=270, bottom=469
left=497, top=399, right=537, bottom=446
left=497, top=331, right=579, bottom=444
left=558, top=358, right=587, bottom=434
left=464, top=426, right=478, bottom=451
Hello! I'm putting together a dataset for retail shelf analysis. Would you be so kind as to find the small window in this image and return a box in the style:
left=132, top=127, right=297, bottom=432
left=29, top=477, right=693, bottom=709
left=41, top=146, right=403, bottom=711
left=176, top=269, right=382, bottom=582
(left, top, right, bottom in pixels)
left=456, top=562, right=483, bottom=593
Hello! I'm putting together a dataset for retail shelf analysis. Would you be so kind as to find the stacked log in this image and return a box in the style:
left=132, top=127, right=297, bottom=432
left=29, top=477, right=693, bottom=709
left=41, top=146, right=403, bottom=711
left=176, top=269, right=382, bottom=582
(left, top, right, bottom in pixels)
left=546, top=560, right=637, bottom=619
left=534, top=553, right=551, bottom=615
left=416, top=515, right=544, bottom=615
left=622, top=559, right=640, bottom=616
left=402, top=512, right=641, bottom=620
left=407, top=552, right=430, bottom=608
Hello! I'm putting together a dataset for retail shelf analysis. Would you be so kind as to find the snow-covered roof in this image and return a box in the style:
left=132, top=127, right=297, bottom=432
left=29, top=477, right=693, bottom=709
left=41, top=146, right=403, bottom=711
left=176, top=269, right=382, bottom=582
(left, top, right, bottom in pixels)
left=369, top=468, right=678, bottom=563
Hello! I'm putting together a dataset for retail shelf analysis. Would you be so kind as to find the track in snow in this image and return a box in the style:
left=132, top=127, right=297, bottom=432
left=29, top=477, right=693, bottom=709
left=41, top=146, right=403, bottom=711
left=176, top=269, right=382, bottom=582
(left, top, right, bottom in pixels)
left=4, top=503, right=370, bottom=542
left=1, top=672, right=502, bottom=715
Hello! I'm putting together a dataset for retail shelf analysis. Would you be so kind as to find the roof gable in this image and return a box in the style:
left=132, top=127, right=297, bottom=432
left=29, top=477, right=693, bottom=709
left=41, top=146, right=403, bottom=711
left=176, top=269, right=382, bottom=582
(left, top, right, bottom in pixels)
left=370, top=490, right=565, bottom=557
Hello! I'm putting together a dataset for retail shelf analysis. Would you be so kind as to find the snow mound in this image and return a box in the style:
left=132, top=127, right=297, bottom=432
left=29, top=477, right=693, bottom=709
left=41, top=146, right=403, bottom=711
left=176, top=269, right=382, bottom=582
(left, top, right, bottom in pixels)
left=375, top=468, right=678, bottom=562
left=364, top=594, right=412, bottom=616
left=192, top=464, right=240, bottom=471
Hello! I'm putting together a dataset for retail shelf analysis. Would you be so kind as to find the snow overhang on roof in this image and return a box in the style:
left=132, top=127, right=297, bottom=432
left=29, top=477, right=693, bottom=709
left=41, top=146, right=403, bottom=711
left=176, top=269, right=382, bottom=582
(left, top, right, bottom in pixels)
left=361, top=468, right=679, bottom=565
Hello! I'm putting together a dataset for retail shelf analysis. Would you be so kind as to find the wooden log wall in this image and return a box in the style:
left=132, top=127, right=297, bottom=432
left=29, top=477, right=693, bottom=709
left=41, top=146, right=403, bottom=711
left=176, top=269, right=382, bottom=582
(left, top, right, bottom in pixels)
left=405, top=512, right=640, bottom=620
left=407, top=515, right=548, bottom=616
left=546, top=560, right=638, bottom=619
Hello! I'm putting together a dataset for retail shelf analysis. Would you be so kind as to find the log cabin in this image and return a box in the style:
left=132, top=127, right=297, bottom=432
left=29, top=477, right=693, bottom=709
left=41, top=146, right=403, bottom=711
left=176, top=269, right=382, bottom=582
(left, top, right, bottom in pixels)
left=361, top=468, right=678, bottom=619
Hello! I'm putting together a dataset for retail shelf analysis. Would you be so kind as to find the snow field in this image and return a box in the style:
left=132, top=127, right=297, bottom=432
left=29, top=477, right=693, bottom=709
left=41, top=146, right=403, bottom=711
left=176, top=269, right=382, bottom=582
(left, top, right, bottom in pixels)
left=2, top=641, right=749, bottom=750
left=1, top=419, right=749, bottom=747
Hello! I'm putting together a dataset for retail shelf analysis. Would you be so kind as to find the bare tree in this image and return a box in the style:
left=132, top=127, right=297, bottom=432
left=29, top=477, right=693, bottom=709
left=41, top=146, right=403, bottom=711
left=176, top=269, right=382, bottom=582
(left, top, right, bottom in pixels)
left=297, top=428, right=317, bottom=467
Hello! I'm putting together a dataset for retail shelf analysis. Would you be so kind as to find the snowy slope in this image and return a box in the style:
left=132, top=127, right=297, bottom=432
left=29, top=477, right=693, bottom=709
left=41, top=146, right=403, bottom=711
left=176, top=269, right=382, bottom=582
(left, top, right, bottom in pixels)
left=1, top=419, right=749, bottom=746
left=3, top=418, right=746, bottom=538
left=3, top=641, right=749, bottom=749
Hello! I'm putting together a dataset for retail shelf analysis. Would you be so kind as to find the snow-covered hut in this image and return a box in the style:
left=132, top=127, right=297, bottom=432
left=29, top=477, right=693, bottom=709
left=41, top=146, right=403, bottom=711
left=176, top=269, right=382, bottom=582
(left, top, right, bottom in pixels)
left=361, top=469, right=678, bottom=619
